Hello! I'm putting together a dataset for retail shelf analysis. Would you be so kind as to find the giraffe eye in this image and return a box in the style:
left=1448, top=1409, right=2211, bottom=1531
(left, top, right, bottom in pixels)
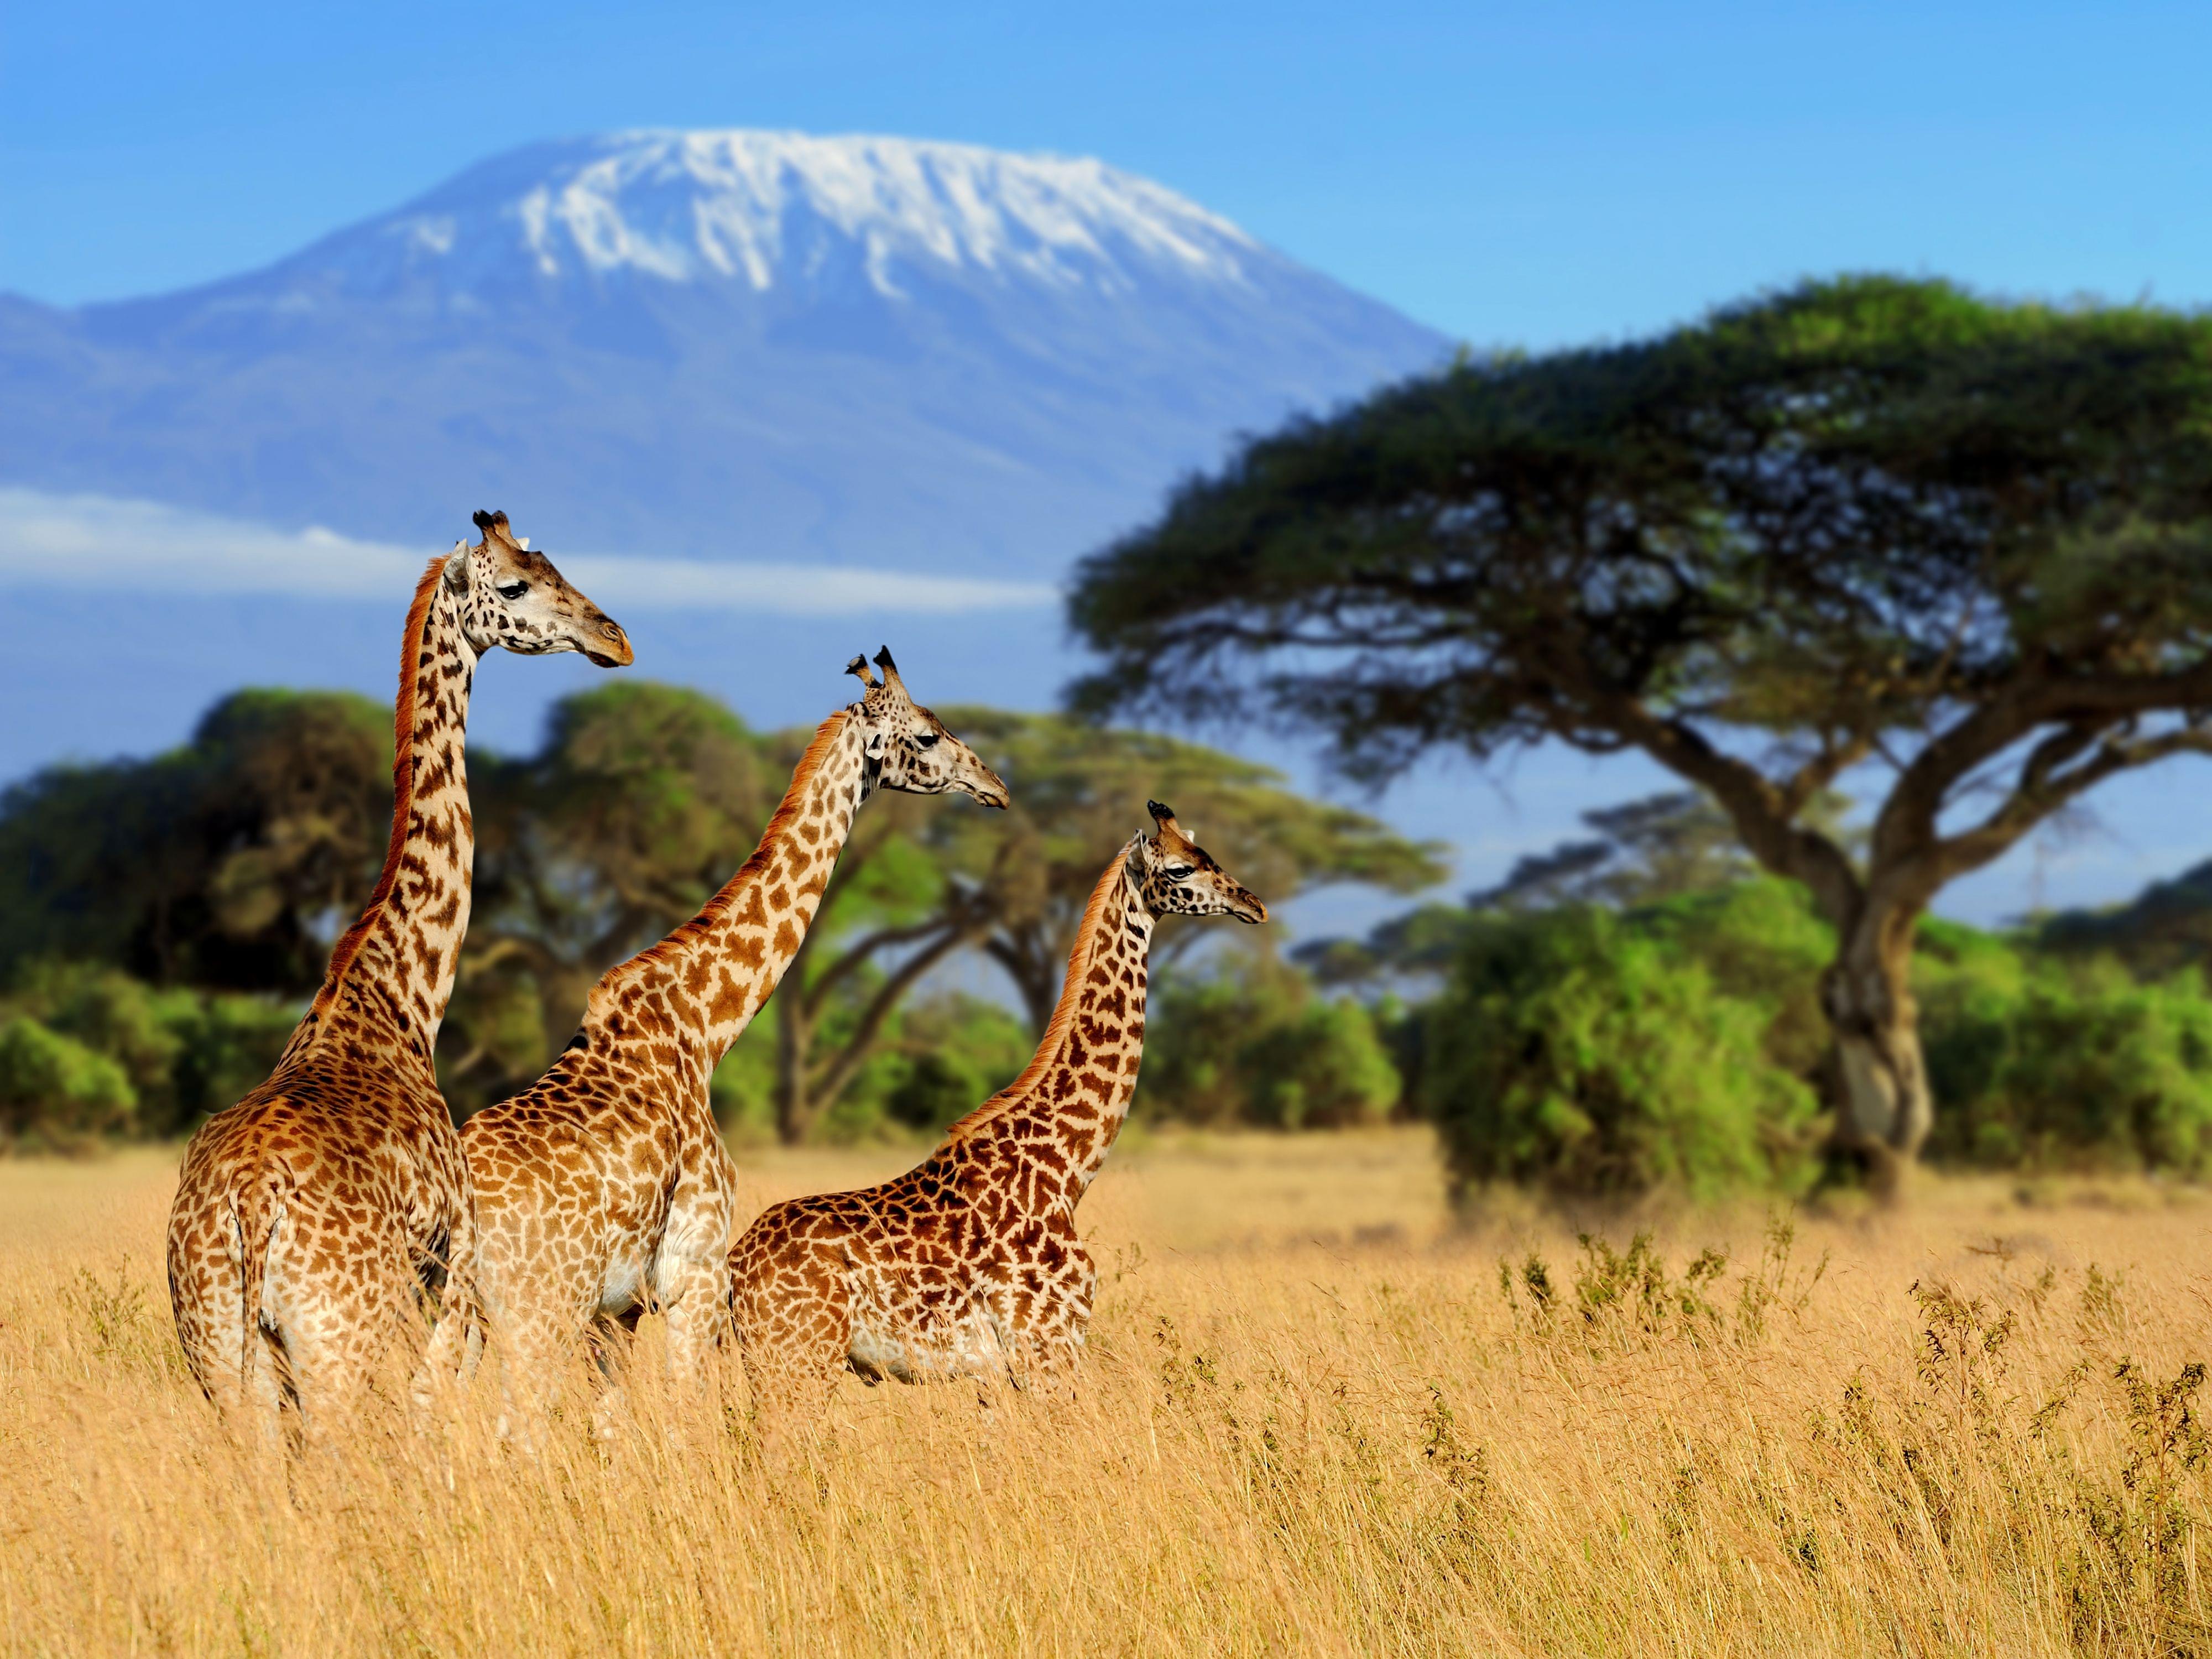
left=1163, top=864, right=1194, bottom=880
left=497, top=580, right=529, bottom=601
left=915, top=732, right=940, bottom=749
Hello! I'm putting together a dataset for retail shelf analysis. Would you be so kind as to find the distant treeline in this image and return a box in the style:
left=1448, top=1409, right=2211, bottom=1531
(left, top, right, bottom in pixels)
left=0, top=684, right=1437, bottom=1150
left=9, top=685, right=2212, bottom=1192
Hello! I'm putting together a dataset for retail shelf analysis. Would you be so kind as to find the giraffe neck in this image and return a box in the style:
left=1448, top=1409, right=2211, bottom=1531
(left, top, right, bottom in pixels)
left=585, top=711, right=870, bottom=1072
left=288, top=558, right=479, bottom=1076
left=946, top=846, right=1154, bottom=1199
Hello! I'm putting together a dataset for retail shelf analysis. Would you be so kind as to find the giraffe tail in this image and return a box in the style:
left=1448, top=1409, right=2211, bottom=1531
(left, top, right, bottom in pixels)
left=232, top=1162, right=288, bottom=1396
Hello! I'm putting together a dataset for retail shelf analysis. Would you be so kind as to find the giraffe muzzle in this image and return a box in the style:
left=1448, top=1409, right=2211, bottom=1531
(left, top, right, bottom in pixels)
left=583, top=618, right=635, bottom=669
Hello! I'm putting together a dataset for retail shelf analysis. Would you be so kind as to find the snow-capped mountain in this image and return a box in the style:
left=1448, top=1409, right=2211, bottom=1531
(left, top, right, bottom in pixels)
left=0, top=131, right=1447, bottom=578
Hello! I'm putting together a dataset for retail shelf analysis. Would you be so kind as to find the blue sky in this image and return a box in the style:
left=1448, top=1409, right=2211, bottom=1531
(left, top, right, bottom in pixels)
left=7, top=1, right=2212, bottom=346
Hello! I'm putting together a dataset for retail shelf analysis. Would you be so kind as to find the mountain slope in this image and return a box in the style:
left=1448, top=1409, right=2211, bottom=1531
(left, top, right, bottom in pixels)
left=0, top=131, right=1447, bottom=577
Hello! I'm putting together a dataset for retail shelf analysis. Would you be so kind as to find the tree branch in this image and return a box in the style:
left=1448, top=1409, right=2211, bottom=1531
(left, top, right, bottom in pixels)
left=804, top=915, right=969, bottom=1015
left=805, top=922, right=987, bottom=1108
left=1921, top=722, right=2212, bottom=890
left=1584, top=693, right=1866, bottom=926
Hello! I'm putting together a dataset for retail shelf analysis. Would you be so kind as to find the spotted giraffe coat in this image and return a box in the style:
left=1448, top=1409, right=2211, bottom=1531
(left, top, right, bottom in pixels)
left=440, top=657, right=1007, bottom=1412
left=728, top=804, right=1265, bottom=1417
left=165, top=515, right=628, bottom=1429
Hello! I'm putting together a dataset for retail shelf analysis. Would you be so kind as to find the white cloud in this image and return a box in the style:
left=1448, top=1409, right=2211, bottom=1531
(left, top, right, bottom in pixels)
left=0, top=488, right=1056, bottom=617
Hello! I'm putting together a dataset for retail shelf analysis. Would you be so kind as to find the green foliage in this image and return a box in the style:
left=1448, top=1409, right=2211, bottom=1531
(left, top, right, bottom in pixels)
left=1467, top=790, right=1785, bottom=912
left=2037, top=855, right=2212, bottom=979
left=1422, top=905, right=1822, bottom=1203
left=878, top=995, right=1034, bottom=1132
left=446, top=681, right=782, bottom=1109
left=1142, top=952, right=1400, bottom=1129
left=0, top=1016, right=136, bottom=1148
left=0, top=960, right=296, bottom=1142
left=1071, top=276, right=2212, bottom=773
left=1921, top=951, right=2212, bottom=1175
left=711, top=990, right=1030, bottom=1145
left=926, top=707, right=1444, bottom=1030
left=0, top=677, right=1439, bottom=1146
left=766, top=703, right=1439, bottom=1144
left=1071, top=275, right=2212, bottom=1174
left=1632, top=878, right=1835, bottom=1077
left=0, top=688, right=391, bottom=993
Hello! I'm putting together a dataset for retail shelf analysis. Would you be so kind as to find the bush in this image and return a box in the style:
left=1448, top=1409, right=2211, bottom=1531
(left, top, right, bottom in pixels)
left=1633, top=879, right=1834, bottom=1077
left=709, top=991, right=1031, bottom=1144
left=1142, top=953, right=1400, bottom=1128
left=1421, top=906, right=1820, bottom=1204
left=0, top=961, right=296, bottom=1141
left=0, top=1017, right=137, bottom=1148
left=1921, top=951, right=2212, bottom=1174
left=879, top=996, right=1034, bottom=1131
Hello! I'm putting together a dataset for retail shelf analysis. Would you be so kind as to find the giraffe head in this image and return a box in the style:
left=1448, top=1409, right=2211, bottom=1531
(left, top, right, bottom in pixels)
left=844, top=648, right=1010, bottom=808
left=1133, top=801, right=1268, bottom=923
left=446, top=510, right=635, bottom=667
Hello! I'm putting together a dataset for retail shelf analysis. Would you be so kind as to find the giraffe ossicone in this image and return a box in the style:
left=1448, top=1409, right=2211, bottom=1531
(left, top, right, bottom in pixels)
left=164, top=512, right=629, bottom=1437
left=727, top=799, right=1265, bottom=1423
left=436, top=648, right=1007, bottom=1427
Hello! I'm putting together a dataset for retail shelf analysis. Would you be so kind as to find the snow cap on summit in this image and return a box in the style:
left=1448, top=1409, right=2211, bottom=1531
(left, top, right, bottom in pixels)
left=347, top=129, right=1261, bottom=300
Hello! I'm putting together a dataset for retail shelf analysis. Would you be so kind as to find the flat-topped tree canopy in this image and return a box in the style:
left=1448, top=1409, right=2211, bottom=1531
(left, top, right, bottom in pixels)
left=1069, top=275, right=2212, bottom=1187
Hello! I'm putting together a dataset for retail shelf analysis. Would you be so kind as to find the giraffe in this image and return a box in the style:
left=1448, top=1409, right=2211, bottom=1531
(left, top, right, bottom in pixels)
left=727, top=800, right=1265, bottom=1422
left=433, top=648, right=1009, bottom=1423
left=166, top=510, right=632, bottom=1435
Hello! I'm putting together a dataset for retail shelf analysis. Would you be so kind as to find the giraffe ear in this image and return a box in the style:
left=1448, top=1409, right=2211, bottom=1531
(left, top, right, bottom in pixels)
left=442, top=546, right=471, bottom=596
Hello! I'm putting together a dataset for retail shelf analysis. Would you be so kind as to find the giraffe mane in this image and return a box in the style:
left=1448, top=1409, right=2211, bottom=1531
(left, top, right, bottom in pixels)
left=943, top=839, right=1136, bottom=1143
left=593, top=708, right=854, bottom=1008
left=310, top=554, right=450, bottom=1014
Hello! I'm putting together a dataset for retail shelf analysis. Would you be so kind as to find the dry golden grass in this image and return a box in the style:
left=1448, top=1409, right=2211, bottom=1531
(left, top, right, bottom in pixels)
left=6, top=1128, right=2212, bottom=1656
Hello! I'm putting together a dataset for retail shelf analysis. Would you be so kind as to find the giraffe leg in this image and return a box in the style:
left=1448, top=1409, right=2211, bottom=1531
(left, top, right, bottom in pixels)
left=415, top=1193, right=481, bottom=1408
left=170, top=1220, right=294, bottom=1450
left=734, top=1282, right=852, bottom=1446
left=659, top=1249, right=733, bottom=1394
left=589, top=1305, right=644, bottom=1442
left=169, top=1215, right=246, bottom=1411
left=266, top=1216, right=420, bottom=1439
left=1037, top=1243, right=1097, bottom=1389
left=482, top=1305, right=583, bottom=1450
left=413, top=1301, right=476, bottom=1423
left=277, top=1312, right=383, bottom=1441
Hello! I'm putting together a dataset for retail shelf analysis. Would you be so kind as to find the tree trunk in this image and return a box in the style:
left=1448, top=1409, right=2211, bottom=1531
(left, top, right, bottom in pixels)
left=984, top=930, right=1061, bottom=1040
left=1014, top=966, right=1056, bottom=1040
left=1818, top=908, right=1934, bottom=1196
left=773, top=983, right=816, bottom=1146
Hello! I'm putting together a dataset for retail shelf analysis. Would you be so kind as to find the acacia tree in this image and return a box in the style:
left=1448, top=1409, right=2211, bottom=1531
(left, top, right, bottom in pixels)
left=1069, top=277, right=2212, bottom=1186
left=0, top=689, right=392, bottom=992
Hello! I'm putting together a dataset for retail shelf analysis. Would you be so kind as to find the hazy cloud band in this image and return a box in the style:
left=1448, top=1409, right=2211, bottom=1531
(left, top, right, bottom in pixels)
left=0, top=489, right=1057, bottom=617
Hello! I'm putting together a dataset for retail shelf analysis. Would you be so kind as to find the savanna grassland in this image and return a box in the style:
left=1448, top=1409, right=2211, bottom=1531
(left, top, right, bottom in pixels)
left=4, top=1129, right=2211, bottom=1657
